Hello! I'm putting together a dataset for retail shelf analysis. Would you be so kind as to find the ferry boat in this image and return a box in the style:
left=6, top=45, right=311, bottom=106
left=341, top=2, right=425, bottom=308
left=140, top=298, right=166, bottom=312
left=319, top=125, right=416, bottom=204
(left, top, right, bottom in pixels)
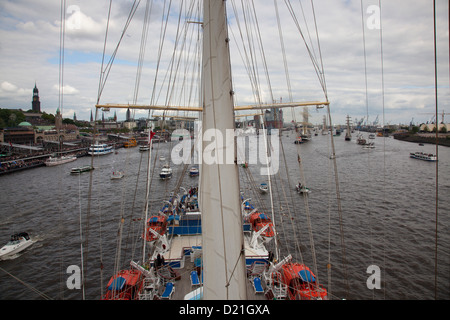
left=0, top=232, right=34, bottom=259
left=409, top=152, right=437, bottom=161
left=123, top=138, right=137, bottom=148
left=70, top=165, right=94, bottom=174
left=44, top=155, right=77, bottom=166
left=88, top=143, right=113, bottom=156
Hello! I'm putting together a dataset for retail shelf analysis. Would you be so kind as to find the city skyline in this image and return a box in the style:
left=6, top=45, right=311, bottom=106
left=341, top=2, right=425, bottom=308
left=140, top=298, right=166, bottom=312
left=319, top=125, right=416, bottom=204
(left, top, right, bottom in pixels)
left=0, top=1, right=449, bottom=126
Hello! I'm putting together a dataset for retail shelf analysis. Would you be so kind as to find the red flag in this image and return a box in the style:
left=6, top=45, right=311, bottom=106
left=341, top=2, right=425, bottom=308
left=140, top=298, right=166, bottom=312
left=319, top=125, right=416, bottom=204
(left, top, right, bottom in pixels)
left=149, top=131, right=155, bottom=142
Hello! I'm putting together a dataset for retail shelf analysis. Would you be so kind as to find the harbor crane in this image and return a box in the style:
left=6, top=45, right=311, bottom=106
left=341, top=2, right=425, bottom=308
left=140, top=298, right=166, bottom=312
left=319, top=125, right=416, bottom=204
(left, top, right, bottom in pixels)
left=419, top=111, right=447, bottom=124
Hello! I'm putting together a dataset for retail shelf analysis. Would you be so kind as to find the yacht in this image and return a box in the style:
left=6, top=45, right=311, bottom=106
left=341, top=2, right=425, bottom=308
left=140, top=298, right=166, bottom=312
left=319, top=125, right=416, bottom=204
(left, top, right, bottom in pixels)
left=159, top=164, right=172, bottom=179
left=0, top=233, right=34, bottom=259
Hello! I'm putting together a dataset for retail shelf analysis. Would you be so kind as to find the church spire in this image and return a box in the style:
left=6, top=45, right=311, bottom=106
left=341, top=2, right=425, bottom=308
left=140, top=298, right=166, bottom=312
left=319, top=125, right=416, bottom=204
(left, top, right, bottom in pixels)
left=32, top=83, right=41, bottom=113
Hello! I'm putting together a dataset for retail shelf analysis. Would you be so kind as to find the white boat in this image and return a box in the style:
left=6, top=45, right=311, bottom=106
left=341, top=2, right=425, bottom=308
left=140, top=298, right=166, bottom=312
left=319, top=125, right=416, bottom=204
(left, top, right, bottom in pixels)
left=139, top=145, right=150, bottom=152
left=44, top=155, right=77, bottom=166
left=189, top=167, right=199, bottom=177
left=159, top=165, right=172, bottom=179
left=70, top=165, right=94, bottom=174
left=111, top=171, right=124, bottom=180
left=363, top=142, right=375, bottom=149
left=0, top=232, right=34, bottom=259
left=88, top=143, right=114, bottom=156
left=159, top=155, right=166, bottom=161
left=296, top=182, right=311, bottom=194
left=409, top=152, right=437, bottom=161
left=259, top=183, right=268, bottom=193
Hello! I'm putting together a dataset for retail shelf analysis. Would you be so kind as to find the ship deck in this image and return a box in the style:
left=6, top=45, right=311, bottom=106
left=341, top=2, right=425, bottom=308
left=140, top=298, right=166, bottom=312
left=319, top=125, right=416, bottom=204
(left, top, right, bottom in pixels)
left=166, top=261, right=268, bottom=300
left=156, top=235, right=269, bottom=300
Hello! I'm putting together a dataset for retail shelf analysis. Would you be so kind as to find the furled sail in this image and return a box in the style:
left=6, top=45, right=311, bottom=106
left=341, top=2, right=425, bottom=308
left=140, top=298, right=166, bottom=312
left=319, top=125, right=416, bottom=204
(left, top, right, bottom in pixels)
left=200, top=0, right=247, bottom=300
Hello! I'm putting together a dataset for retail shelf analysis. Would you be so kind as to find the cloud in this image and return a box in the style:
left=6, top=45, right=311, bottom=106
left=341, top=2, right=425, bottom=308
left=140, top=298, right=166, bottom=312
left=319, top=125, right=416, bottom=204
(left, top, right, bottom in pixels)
left=0, top=81, right=28, bottom=96
left=0, top=1, right=448, bottom=125
left=53, top=84, right=79, bottom=95
left=1, top=81, right=18, bottom=92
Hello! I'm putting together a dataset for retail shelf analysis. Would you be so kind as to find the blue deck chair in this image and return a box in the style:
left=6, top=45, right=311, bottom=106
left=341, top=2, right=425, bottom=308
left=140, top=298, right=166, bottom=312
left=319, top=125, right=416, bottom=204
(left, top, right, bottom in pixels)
left=253, top=277, right=264, bottom=294
left=190, top=271, right=201, bottom=287
left=161, top=282, right=175, bottom=299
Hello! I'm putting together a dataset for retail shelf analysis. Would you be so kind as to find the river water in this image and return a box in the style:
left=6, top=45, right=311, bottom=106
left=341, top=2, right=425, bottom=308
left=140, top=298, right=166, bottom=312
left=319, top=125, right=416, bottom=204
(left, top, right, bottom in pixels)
left=1, top=131, right=449, bottom=300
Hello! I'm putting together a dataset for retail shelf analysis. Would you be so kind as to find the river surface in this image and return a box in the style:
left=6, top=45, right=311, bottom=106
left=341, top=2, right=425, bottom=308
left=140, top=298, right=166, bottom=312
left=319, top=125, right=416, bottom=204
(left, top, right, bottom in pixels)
left=1, top=131, right=449, bottom=300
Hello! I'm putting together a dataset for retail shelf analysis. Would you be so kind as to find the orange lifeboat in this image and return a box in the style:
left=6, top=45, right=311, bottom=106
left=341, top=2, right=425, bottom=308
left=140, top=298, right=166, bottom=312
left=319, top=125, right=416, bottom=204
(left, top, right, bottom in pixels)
left=247, top=212, right=275, bottom=239
left=280, top=263, right=327, bottom=300
left=102, top=269, right=144, bottom=300
left=144, top=215, right=168, bottom=241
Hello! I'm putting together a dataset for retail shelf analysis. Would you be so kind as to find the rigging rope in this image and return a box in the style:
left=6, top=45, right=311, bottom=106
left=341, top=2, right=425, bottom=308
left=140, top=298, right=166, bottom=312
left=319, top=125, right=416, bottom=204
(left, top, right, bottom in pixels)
left=432, top=0, right=439, bottom=300
left=87, top=0, right=143, bottom=297
left=57, top=0, right=67, bottom=299
left=0, top=266, right=53, bottom=300
left=360, top=0, right=374, bottom=300
left=378, top=0, right=387, bottom=299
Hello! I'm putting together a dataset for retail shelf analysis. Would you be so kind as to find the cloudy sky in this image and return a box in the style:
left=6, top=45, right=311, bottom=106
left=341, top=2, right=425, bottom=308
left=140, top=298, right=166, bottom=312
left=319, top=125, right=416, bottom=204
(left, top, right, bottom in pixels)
left=0, top=0, right=448, bottom=126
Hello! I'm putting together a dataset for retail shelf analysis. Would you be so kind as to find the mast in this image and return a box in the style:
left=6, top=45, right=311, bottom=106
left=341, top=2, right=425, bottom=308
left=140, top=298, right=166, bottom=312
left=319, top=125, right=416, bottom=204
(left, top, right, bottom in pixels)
left=200, top=0, right=247, bottom=300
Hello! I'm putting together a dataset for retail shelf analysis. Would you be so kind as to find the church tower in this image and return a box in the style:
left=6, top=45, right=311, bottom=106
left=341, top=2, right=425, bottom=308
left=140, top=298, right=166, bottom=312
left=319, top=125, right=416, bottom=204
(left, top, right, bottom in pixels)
left=55, top=107, right=63, bottom=131
left=32, top=83, right=41, bottom=113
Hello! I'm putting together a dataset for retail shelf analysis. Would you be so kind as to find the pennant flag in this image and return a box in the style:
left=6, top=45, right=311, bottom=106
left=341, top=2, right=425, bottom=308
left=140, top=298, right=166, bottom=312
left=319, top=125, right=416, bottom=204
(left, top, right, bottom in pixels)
left=149, top=131, right=155, bottom=142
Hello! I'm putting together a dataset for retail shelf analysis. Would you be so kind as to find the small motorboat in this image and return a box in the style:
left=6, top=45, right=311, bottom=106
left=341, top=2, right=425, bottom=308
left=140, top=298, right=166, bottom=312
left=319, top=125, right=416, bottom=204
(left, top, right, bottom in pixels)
left=159, top=164, right=172, bottom=179
left=0, top=232, right=34, bottom=259
left=294, top=136, right=303, bottom=144
left=295, top=182, right=310, bottom=194
left=189, top=167, right=199, bottom=177
left=139, top=145, right=150, bottom=152
left=259, top=183, right=268, bottom=193
left=159, top=156, right=166, bottom=161
left=111, top=171, right=124, bottom=180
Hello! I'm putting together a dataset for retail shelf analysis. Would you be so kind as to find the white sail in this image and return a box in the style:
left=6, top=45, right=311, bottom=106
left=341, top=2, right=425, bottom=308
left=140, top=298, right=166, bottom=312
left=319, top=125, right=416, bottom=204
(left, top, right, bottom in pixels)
left=200, top=0, right=247, bottom=300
